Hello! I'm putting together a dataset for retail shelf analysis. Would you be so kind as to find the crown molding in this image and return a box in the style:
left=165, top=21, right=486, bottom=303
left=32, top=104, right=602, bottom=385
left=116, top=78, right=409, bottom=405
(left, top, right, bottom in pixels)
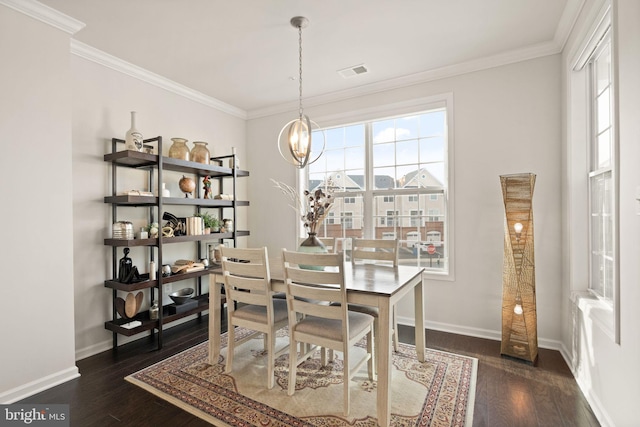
left=0, top=0, right=84, bottom=34
left=247, top=40, right=562, bottom=120
left=71, top=40, right=247, bottom=120
left=553, top=0, right=586, bottom=51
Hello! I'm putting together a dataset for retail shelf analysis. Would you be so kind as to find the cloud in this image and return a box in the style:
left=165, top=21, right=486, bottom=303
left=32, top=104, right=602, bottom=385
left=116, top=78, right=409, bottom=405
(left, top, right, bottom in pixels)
left=373, top=127, right=411, bottom=143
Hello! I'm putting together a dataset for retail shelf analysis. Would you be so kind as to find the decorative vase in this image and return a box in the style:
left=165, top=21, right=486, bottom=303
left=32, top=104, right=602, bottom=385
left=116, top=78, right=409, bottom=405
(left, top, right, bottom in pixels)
left=298, top=232, right=328, bottom=270
left=161, top=182, right=170, bottom=197
left=191, top=141, right=211, bottom=164
left=168, top=138, right=190, bottom=161
left=125, top=111, right=143, bottom=152
left=229, top=146, right=239, bottom=169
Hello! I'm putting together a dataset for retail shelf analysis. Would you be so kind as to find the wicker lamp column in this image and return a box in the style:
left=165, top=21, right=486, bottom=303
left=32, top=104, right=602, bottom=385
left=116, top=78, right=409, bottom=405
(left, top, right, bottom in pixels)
left=500, top=173, right=537, bottom=364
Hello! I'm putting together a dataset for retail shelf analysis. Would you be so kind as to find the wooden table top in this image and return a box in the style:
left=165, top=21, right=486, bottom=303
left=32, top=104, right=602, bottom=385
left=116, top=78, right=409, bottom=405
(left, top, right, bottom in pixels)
left=267, top=257, right=424, bottom=297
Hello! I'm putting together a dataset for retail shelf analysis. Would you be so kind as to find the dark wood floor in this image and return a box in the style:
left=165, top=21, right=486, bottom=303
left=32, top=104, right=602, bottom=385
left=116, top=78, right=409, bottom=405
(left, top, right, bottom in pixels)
left=20, top=315, right=599, bottom=427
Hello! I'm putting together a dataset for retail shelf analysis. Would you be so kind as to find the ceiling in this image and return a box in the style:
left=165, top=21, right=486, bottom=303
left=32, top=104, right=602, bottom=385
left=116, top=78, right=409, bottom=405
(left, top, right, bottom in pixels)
left=39, top=0, right=577, bottom=117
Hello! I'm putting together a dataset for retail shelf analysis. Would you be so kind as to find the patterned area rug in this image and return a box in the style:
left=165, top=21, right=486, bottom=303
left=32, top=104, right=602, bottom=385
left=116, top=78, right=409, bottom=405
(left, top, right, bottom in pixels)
left=126, top=328, right=477, bottom=426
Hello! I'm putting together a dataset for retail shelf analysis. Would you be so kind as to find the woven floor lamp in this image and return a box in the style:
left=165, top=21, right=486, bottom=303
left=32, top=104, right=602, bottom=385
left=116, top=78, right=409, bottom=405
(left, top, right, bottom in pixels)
left=500, top=173, right=538, bottom=364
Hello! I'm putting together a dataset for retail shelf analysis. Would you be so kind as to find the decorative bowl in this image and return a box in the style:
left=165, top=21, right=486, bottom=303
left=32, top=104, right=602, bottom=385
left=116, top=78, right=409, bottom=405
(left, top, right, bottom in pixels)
left=169, top=288, right=194, bottom=305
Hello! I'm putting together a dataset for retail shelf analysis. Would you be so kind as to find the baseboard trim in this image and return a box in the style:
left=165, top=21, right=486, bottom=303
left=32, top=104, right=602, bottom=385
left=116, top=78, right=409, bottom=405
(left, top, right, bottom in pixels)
left=397, top=316, right=565, bottom=351
left=558, top=342, right=614, bottom=427
left=0, top=366, right=80, bottom=404
left=75, top=341, right=113, bottom=362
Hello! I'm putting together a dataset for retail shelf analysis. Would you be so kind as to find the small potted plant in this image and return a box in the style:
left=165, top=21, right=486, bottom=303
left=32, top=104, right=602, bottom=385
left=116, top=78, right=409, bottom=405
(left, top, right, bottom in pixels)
left=209, top=216, right=220, bottom=232
left=196, top=212, right=219, bottom=233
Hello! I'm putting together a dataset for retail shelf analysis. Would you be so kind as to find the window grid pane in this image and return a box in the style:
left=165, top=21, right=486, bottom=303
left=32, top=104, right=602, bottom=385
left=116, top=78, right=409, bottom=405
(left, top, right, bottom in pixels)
left=307, top=109, right=449, bottom=273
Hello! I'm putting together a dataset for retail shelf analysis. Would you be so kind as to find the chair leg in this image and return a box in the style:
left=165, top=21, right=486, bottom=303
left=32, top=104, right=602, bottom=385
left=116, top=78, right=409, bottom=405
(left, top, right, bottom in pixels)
left=372, top=317, right=379, bottom=379
left=288, top=338, right=298, bottom=396
left=225, top=325, right=235, bottom=373
left=366, top=330, right=375, bottom=381
left=266, top=331, right=275, bottom=389
left=343, top=344, right=350, bottom=416
left=367, top=329, right=375, bottom=381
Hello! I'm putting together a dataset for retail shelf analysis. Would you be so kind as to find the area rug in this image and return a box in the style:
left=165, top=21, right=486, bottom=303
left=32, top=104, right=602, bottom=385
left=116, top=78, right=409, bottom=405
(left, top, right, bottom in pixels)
left=126, top=328, right=477, bottom=426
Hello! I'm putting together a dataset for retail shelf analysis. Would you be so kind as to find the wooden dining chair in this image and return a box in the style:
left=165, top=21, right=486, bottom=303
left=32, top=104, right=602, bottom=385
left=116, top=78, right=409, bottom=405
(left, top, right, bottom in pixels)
left=221, top=246, right=289, bottom=389
left=282, top=249, right=374, bottom=416
left=350, top=238, right=400, bottom=354
left=318, top=236, right=336, bottom=253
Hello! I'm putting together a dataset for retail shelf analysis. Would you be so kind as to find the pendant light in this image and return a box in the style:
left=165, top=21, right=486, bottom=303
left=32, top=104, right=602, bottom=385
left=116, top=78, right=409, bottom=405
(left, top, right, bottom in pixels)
left=277, top=16, right=325, bottom=168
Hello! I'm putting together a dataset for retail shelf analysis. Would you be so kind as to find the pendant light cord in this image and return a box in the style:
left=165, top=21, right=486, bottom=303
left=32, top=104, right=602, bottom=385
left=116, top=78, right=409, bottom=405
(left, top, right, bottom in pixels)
left=298, top=23, right=304, bottom=120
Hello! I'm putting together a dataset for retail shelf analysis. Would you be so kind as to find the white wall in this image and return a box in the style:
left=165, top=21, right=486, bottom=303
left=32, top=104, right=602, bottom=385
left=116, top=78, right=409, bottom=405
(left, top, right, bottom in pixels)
left=247, top=55, right=563, bottom=345
left=0, top=5, right=79, bottom=402
left=71, top=54, right=247, bottom=359
left=563, top=0, right=640, bottom=425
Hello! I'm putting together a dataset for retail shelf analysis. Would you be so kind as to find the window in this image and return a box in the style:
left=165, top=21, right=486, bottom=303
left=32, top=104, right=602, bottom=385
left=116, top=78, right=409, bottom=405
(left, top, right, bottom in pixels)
left=343, top=212, right=353, bottom=229
left=385, top=210, right=399, bottom=227
left=327, top=211, right=335, bottom=224
left=410, top=210, right=423, bottom=227
left=569, top=5, right=618, bottom=342
left=306, top=98, right=452, bottom=276
left=588, top=29, right=615, bottom=302
left=427, top=208, right=441, bottom=222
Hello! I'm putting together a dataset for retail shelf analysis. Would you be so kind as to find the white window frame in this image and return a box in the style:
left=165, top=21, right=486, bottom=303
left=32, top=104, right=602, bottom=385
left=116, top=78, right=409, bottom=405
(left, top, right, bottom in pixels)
left=300, top=94, right=455, bottom=280
left=570, top=4, right=619, bottom=343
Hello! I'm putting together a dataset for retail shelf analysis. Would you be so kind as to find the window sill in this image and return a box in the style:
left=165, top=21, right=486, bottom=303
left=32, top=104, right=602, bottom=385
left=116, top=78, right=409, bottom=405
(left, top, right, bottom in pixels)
left=571, top=290, right=615, bottom=340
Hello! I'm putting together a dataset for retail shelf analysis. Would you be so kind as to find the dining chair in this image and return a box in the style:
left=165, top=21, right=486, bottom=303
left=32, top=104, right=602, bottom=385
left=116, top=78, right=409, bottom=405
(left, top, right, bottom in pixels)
left=282, top=249, right=374, bottom=416
left=221, top=246, right=289, bottom=389
left=318, top=236, right=336, bottom=253
left=349, top=238, right=400, bottom=354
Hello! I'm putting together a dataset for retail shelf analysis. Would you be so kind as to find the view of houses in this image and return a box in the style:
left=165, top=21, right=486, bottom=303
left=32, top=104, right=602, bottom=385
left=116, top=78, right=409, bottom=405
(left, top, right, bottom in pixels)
left=311, top=168, right=447, bottom=270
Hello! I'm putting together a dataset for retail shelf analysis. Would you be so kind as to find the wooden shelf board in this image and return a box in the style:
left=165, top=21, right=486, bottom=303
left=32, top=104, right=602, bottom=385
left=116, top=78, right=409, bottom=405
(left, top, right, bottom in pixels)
left=104, top=150, right=249, bottom=177
left=161, top=294, right=210, bottom=325
left=104, top=238, right=157, bottom=247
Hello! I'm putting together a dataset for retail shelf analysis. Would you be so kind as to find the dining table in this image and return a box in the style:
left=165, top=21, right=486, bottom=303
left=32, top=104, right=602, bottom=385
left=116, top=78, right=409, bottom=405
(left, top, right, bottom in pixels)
left=208, top=257, right=426, bottom=427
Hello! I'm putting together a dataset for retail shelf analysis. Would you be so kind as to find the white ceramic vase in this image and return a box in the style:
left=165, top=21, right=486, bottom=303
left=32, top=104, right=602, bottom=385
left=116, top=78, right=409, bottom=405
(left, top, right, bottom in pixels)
left=125, top=111, right=143, bottom=151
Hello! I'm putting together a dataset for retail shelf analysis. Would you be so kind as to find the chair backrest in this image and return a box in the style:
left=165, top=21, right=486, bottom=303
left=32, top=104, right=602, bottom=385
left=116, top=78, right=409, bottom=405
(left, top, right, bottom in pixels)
left=351, top=238, right=399, bottom=267
left=220, top=246, right=272, bottom=309
left=298, top=236, right=337, bottom=253
left=318, top=237, right=336, bottom=253
left=282, top=250, right=348, bottom=336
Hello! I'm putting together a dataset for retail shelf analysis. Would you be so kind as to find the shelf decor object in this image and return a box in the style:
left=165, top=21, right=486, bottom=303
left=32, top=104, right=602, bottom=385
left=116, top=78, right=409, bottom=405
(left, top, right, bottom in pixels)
left=125, top=111, right=143, bottom=152
left=168, top=137, right=190, bottom=160
left=191, top=141, right=210, bottom=164
left=500, top=172, right=538, bottom=364
left=277, top=16, right=325, bottom=169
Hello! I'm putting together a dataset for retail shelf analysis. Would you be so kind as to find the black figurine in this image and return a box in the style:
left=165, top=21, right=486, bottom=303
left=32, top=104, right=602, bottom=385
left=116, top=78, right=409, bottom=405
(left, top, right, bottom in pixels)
left=118, top=248, right=141, bottom=283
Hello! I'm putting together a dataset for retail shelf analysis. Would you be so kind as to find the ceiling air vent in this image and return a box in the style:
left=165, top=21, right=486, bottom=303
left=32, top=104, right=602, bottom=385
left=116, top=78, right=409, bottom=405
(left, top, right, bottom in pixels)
left=338, top=64, right=369, bottom=79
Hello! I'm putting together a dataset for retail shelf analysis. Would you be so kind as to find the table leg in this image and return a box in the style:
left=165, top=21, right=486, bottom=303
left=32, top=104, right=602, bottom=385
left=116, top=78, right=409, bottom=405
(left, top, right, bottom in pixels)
left=414, top=279, right=425, bottom=362
left=376, top=298, right=391, bottom=427
left=209, top=277, right=223, bottom=365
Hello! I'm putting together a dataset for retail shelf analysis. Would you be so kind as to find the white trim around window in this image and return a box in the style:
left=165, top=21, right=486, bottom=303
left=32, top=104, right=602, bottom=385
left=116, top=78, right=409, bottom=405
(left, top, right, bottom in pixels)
left=309, top=93, right=455, bottom=281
